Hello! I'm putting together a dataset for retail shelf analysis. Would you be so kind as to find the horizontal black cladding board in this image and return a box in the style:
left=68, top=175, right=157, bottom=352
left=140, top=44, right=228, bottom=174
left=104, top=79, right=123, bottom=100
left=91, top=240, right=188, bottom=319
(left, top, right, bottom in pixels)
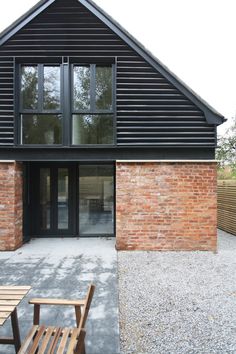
left=116, top=56, right=214, bottom=146
left=0, top=57, right=14, bottom=145
left=0, top=0, right=216, bottom=147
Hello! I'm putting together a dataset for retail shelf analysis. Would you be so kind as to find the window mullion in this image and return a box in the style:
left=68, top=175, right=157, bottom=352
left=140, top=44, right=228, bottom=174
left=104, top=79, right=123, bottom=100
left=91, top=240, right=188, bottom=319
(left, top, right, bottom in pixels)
left=90, top=64, right=96, bottom=113
left=38, top=64, right=44, bottom=112
left=63, top=63, right=70, bottom=146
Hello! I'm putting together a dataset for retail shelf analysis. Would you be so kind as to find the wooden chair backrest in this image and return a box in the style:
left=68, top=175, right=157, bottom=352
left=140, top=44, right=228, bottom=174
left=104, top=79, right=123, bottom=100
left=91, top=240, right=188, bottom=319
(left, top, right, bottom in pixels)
left=79, top=284, right=95, bottom=329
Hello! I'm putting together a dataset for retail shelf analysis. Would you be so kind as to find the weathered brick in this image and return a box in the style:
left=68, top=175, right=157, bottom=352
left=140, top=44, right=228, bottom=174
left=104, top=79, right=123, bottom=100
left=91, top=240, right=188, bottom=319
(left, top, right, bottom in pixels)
left=116, top=162, right=217, bottom=251
left=0, top=162, right=23, bottom=251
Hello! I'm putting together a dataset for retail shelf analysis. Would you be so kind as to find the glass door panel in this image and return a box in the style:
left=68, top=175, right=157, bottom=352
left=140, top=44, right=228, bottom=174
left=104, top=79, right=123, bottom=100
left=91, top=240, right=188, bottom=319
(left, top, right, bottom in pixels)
left=58, top=168, right=69, bottom=230
left=35, top=165, right=72, bottom=235
left=39, top=168, right=51, bottom=230
left=79, top=165, right=114, bottom=236
left=31, top=163, right=114, bottom=237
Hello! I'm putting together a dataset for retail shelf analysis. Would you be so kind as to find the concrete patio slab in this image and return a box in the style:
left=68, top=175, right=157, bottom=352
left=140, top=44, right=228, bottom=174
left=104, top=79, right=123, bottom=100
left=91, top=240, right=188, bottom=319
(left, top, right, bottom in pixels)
left=0, top=237, right=119, bottom=354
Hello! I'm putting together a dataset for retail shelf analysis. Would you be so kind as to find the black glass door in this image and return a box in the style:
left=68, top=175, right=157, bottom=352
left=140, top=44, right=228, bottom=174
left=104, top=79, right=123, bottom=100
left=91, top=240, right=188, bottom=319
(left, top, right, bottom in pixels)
left=30, top=163, right=114, bottom=237
left=32, top=164, right=73, bottom=236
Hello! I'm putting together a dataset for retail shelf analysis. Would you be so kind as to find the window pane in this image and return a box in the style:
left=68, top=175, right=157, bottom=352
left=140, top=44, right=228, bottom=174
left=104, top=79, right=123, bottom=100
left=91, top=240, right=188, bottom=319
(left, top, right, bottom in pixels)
left=40, top=168, right=50, bottom=230
left=58, top=168, right=69, bottom=229
left=21, top=66, right=38, bottom=110
left=79, top=165, right=114, bottom=235
left=73, top=66, right=90, bottom=110
left=96, top=66, right=112, bottom=110
left=72, top=114, right=113, bottom=144
left=22, top=114, right=62, bottom=144
left=43, top=66, right=61, bottom=110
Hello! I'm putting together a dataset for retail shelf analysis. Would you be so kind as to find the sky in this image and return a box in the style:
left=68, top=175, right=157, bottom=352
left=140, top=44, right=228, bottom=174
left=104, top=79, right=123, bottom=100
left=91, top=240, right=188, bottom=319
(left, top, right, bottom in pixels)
left=0, top=0, right=235, bottom=136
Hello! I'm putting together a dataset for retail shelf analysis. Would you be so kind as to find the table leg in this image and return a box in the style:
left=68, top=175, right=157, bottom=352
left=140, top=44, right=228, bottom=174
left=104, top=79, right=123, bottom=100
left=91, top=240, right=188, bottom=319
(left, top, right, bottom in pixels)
left=11, top=308, right=21, bottom=353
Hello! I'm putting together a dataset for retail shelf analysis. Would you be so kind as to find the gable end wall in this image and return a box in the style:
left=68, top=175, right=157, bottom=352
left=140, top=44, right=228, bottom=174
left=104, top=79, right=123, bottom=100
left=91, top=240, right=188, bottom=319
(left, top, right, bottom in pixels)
left=0, top=0, right=215, bottom=148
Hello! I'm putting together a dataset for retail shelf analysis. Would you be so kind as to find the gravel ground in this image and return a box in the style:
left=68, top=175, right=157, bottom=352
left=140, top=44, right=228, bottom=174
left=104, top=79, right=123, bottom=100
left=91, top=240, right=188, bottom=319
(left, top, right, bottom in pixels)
left=118, top=230, right=236, bottom=354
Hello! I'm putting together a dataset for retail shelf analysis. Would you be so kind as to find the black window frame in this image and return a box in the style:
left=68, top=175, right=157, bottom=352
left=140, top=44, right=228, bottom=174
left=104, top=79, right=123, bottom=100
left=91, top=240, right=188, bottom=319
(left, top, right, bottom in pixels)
left=71, top=63, right=115, bottom=146
left=20, top=64, right=63, bottom=114
left=17, top=61, right=116, bottom=147
left=71, top=64, right=114, bottom=114
left=19, top=63, right=63, bottom=146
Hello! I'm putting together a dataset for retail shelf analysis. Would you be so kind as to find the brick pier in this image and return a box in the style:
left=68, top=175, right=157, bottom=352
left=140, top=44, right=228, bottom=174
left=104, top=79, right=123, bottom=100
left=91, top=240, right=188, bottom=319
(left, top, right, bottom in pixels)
left=0, top=161, right=23, bottom=251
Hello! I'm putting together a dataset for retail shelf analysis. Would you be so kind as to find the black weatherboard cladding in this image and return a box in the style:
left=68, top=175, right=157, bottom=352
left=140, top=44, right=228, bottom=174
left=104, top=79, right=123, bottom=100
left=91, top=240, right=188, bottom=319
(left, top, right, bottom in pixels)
left=0, top=57, right=14, bottom=145
left=0, top=0, right=215, bottom=147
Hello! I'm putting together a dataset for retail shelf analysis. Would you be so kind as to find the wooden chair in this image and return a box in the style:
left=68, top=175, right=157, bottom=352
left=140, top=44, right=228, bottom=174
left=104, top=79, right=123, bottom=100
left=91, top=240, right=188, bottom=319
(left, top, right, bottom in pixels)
left=17, top=284, right=95, bottom=354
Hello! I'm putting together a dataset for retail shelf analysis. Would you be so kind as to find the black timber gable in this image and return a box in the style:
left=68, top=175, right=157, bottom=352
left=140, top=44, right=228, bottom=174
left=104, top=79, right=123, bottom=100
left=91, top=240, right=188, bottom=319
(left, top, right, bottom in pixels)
left=0, top=0, right=224, bottom=158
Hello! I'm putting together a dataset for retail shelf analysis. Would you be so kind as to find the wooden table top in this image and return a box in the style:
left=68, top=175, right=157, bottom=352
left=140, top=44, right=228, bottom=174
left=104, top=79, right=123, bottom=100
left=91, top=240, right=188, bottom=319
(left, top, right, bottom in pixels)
left=0, top=286, right=31, bottom=326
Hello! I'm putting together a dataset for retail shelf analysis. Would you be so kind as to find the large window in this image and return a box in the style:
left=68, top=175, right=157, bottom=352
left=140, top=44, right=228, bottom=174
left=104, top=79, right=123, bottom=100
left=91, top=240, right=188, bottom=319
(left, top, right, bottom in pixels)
left=72, top=64, right=114, bottom=145
left=20, top=65, right=62, bottom=145
left=19, top=63, right=114, bottom=146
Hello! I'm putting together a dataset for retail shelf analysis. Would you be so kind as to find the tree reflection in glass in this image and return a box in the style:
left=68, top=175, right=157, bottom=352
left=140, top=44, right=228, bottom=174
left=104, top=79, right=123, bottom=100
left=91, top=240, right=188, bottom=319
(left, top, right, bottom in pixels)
left=21, top=66, right=38, bottom=110
left=22, top=114, right=62, bottom=144
left=72, top=114, right=113, bottom=144
left=73, top=66, right=90, bottom=110
left=96, top=66, right=112, bottom=110
left=43, top=66, right=61, bottom=110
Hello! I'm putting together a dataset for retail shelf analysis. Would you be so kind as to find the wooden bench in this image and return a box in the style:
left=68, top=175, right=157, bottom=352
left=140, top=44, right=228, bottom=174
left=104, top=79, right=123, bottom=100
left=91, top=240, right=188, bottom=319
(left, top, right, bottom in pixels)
left=17, top=284, right=95, bottom=354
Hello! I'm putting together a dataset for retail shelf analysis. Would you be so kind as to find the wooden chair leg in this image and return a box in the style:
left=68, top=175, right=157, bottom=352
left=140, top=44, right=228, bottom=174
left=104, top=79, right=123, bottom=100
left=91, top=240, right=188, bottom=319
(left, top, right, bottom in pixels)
left=74, top=329, right=86, bottom=354
left=33, top=304, right=40, bottom=325
left=75, top=306, right=81, bottom=328
left=11, top=308, right=21, bottom=353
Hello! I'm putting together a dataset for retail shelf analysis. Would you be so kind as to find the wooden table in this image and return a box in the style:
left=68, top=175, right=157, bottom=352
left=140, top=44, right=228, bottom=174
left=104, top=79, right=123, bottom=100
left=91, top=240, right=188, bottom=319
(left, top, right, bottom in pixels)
left=0, top=286, right=31, bottom=353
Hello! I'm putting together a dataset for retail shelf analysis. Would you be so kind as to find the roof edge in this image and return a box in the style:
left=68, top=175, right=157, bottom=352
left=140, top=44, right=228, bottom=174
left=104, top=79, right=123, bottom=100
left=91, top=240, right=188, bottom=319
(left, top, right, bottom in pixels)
left=0, top=0, right=56, bottom=46
left=0, top=0, right=226, bottom=126
left=80, top=0, right=225, bottom=126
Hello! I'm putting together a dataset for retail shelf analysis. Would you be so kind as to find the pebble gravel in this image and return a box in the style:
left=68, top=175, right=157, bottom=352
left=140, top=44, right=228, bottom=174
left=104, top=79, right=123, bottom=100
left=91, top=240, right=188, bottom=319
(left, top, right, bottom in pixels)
left=118, top=230, right=236, bottom=354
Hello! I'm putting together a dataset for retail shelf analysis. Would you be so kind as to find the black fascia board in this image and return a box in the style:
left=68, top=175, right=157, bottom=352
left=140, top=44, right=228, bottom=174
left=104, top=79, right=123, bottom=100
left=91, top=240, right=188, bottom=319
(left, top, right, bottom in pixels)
left=0, top=0, right=226, bottom=126
left=80, top=0, right=225, bottom=126
left=0, top=147, right=215, bottom=161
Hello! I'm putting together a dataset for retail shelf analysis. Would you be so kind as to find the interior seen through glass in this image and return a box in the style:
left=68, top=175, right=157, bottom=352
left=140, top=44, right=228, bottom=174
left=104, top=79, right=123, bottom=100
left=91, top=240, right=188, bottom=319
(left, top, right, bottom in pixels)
left=79, top=165, right=114, bottom=235
left=38, top=164, right=114, bottom=235
left=40, top=168, right=50, bottom=230
left=57, top=168, right=69, bottom=229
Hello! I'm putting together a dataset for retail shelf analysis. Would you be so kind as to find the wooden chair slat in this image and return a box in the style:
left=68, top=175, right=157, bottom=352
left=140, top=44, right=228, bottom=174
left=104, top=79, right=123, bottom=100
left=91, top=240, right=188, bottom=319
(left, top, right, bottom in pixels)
left=66, top=328, right=81, bottom=354
left=0, top=300, right=19, bottom=306
left=57, top=327, right=70, bottom=354
left=29, top=298, right=86, bottom=306
left=17, top=325, right=39, bottom=354
left=0, top=305, right=15, bottom=312
left=0, top=286, right=31, bottom=291
left=0, top=311, right=11, bottom=318
left=0, top=290, right=30, bottom=295
left=0, top=294, right=25, bottom=300
left=48, top=327, right=62, bottom=354
left=37, top=327, right=56, bottom=354
left=28, top=325, right=46, bottom=354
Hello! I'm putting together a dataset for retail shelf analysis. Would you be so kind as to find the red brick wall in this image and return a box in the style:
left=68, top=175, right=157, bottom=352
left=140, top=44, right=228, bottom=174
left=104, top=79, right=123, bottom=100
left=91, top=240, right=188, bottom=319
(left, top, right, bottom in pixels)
left=0, top=162, right=23, bottom=251
left=116, top=162, right=217, bottom=251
